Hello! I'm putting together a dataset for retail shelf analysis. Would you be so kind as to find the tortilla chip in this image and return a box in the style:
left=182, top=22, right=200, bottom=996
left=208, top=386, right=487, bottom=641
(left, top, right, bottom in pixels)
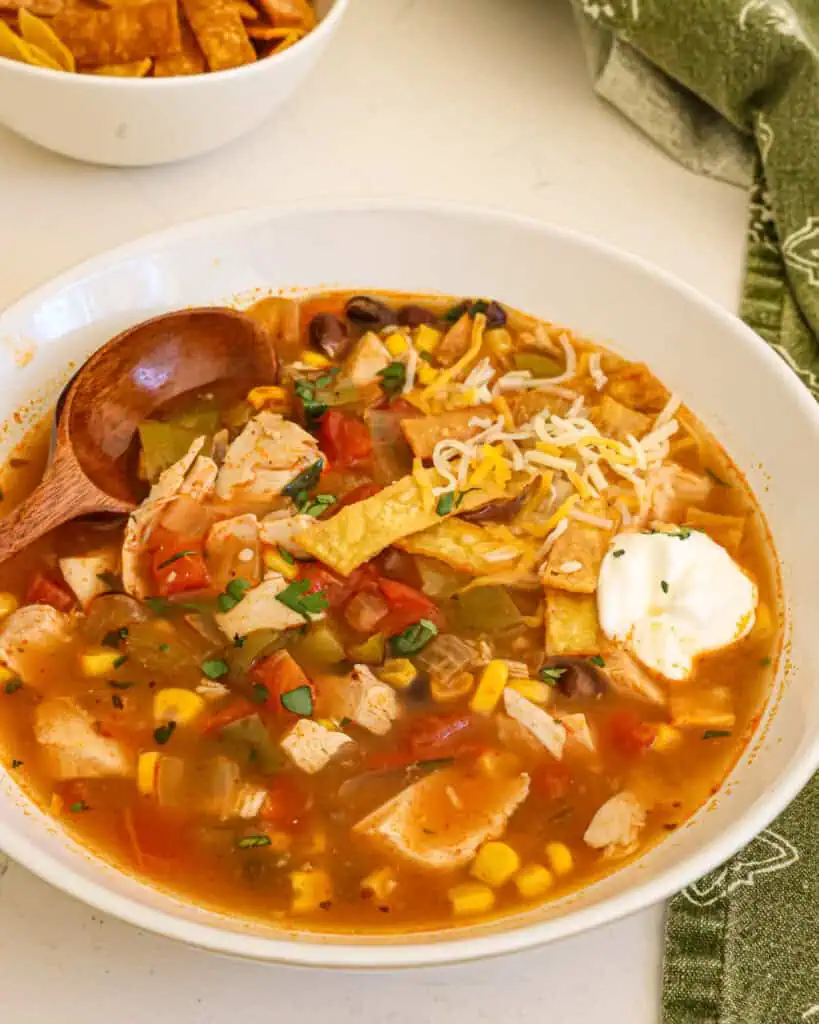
left=0, top=19, right=62, bottom=67
left=246, top=23, right=290, bottom=38
left=181, top=0, right=255, bottom=71
left=152, top=17, right=203, bottom=74
left=296, top=473, right=523, bottom=577
left=52, top=0, right=180, bottom=66
left=395, top=519, right=531, bottom=576
left=18, top=7, right=74, bottom=69
left=0, top=0, right=63, bottom=15
left=87, top=56, right=152, bottom=74
left=400, top=406, right=487, bottom=461
left=541, top=498, right=615, bottom=593
left=545, top=590, right=599, bottom=656
left=258, top=0, right=314, bottom=27
left=232, top=0, right=257, bottom=18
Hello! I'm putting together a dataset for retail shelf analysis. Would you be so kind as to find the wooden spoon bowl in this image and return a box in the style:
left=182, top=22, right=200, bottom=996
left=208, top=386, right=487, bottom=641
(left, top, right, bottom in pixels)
left=0, top=307, right=276, bottom=565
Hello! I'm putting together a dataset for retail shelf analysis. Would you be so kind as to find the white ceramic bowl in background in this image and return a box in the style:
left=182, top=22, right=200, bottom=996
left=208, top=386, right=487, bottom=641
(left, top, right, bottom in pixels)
left=0, top=202, right=816, bottom=968
left=0, top=0, right=346, bottom=166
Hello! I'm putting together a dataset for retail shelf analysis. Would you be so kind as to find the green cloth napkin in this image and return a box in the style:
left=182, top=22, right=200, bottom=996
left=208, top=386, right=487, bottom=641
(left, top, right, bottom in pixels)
left=570, top=2, right=819, bottom=1021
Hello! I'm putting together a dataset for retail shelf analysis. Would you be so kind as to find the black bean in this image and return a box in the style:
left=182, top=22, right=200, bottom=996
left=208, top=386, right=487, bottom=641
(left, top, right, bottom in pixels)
left=397, top=304, right=437, bottom=328
left=344, top=296, right=397, bottom=328
left=484, top=300, right=507, bottom=329
left=541, top=656, right=606, bottom=699
left=405, top=673, right=430, bottom=704
left=309, top=313, right=350, bottom=359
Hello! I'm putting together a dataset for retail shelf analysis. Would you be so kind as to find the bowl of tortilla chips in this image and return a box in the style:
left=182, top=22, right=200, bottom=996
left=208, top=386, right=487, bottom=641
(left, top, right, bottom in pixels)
left=0, top=0, right=347, bottom=165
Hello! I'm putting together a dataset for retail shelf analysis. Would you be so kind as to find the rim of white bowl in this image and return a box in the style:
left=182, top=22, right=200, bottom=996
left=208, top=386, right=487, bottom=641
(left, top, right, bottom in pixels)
left=0, top=199, right=817, bottom=968
left=0, top=0, right=347, bottom=87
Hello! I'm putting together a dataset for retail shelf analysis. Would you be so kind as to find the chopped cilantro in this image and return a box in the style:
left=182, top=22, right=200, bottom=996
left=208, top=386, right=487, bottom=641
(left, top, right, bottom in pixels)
left=70, top=801, right=89, bottom=813
left=250, top=682, right=270, bottom=705
left=113, top=654, right=128, bottom=669
left=660, top=580, right=670, bottom=594
left=283, top=458, right=324, bottom=499
left=436, top=492, right=455, bottom=516
left=539, top=666, right=567, bottom=685
left=377, top=361, right=407, bottom=396
left=11, top=759, right=23, bottom=769
left=275, top=578, right=328, bottom=621
left=233, top=634, right=247, bottom=649
left=202, top=659, right=229, bottom=680
left=294, top=380, right=327, bottom=427
left=298, top=493, right=337, bottom=517
left=107, top=680, right=136, bottom=690
left=3, top=679, right=23, bottom=694
left=278, top=547, right=295, bottom=566
left=442, top=300, right=468, bottom=323
left=217, top=577, right=252, bottom=613
left=102, top=627, right=128, bottom=649
left=280, top=685, right=314, bottom=717
left=389, top=619, right=438, bottom=656
left=153, top=721, right=177, bottom=745
left=157, top=549, right=198, bottom=569
left=759, top=656, right=772, bottom=667
left=454, top=488, right=479, bottom=509
left=313, top=368, right=340, bottom=389
left=613, top=549, right=625, bottom=558
left=158, top=643, right=170, bottom=652
left=339, top=716, right=352, bottom=727
left=415, top=756, right=455, bottom=772
left=702, top=729, right=732, bottom=740
left=589, top=655, right=605, bottom=667
left=237, top=834, right=272, bottom=849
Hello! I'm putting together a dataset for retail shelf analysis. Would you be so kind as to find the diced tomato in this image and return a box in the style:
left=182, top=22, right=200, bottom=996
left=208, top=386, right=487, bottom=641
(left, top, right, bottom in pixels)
left=336, top=482, right=382, bottom=510
left=318, top=410, right=372, bottom=467
left=150, top=527, right=211, bottom=597
left=607, top=709, right=658, bottom=758
left=261, top=776, right=309, bottom=826
left=25, top=572, right=75, bottom=612
left=251, top=650, right=315, bottom=721
left=407, top=713, right=476, bottom=761
left=200, top=697, right=256, bottom=735
left=531, top=760, right=573, bottom=801
left=378, top=578, right=443, bottom=635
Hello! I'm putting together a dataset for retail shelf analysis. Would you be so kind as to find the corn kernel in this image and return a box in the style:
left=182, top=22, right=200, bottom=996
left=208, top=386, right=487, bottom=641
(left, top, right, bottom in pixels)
left=652, top=724, right=683, bottom=752
left=0, top=593, right=19, bottom=620
left=414, top=324, right=442, bottom=354
left=0, top=663, right=17, bottom=684
left=361, top=866, right=397, bottom=903
left=290, top=869, right=332, bottom=913
left=348, top=634, right=385, bottom=665
left=378, top=658, right=416, bottom=689
left=385, top=334, right=408, bottom=357
left=80, top=648, right=125, bottom=677
left=449, top=882, right=495, bottom=916
left=247, top=385, right=289, bottom=411
left=416, top=363, right=439, bottom=386
left=153, top=688, right=206, bottom=725
left=544, top=842, right=574, bottom=877
left=137, top=752, right=160, bottom=795
left=471, top=841, right=521, bottom=888
left=431, top=670, right=474, bottom=703
left=316, top=718, right=338, bottom=731
left=514, top=864, right=555, bottom=899
left=470, top=660, right=509, bottom=714
left=263, top=547, right=299, bottom=580
left=300, top=350, right=332, bottom=369
left=508, top=679, right=551, bottom=705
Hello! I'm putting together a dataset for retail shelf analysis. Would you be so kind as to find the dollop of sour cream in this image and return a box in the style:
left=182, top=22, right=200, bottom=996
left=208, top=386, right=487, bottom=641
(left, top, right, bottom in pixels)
left=597, top=530, right=757, bottom=681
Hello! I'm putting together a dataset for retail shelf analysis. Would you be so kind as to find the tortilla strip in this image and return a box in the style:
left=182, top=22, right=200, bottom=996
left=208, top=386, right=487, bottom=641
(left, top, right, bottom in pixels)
left=0, top=20, right=60, bottom=66
left=0, top=0, right=62, bottom=16
left=545, top=590, right=599, bottom=656
left=400, top=407, right=488, bottom=461
left=52, top=0, right=180, bottom=65
left=541, top=498, right=615, bottom=593
left=182, top=0, right=255, bottom=71
left=506, top=389, right=571, bottom=426
left=295, top=474, right=523, bottom=576
left=87, top=57, right=152, bottom=75
left=258, top=0, right=315, bottom=27
left=18, top=7, right=74, bottom=69
left=395, top=519, right=530, bottom=576
left=153, top=18, right=204, bottom=75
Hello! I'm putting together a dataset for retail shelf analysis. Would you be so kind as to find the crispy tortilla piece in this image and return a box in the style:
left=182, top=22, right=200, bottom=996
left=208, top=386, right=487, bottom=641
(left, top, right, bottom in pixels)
left=400, top=406, right=488, bottom=460
left=296, top=473, right=522, bottom=576
left=53, top=0, right=180, bottom=65
left=258, top=0, right=315, bottom=27
left=0, top=0, right=62, bottom=15
left=606, top=363, right=669, bottom=414
left=542, top=499, right=615, bottom=593
left=506, top=388, right=571, bottom=426
left=589, top=394, right=650, bottom=442
left=87, top=57, right=152, bottom=75
left=545, top=590, right=599, bottom=656
left=684, top=507, right=745, bottom=551
left=181, top=0, right=255, bottom=70
left=395, top=519, right=530, bottom=575
left=0, top=19, right=61, bottom=66
left=18, top=7, right=74, bottom=68
left=153, top=18, right=204, bottom=74
left=434, top=314, right=472, bottom=368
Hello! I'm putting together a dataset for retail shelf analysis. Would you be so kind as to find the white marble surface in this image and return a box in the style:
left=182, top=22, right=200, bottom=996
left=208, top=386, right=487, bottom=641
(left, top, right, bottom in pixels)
left=0, top=0, right=748, bottom=1020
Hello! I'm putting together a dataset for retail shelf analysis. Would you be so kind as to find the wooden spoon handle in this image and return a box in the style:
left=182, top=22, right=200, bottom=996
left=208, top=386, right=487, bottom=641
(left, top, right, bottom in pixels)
left=0, top=462, right=103, bottom=566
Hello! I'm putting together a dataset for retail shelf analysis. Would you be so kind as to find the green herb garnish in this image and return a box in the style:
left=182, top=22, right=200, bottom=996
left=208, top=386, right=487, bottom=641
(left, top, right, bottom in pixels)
left=339, top=716, right=352, bottom=727
left=237, top=834, right=272, bottom=849
left=706, top=468, right=730, bottom=487
left=389, top=618, right=438, bottom=656
left=111, top=694, right=124, bottom=710
left=702, top=730, right=732, bottom=740
left=294, top=380, right=328, bottom=426
left=157, top=549, right=198, bottom=570
left=298, top=493, right=337, bottom=517
left=415, top=756, right=455, bottom=771
left=107, top=680, right=136, bottom=690
left=278, top=547, right=295, bottom=566
left=280, top=684, right=314, bottom=717
left=250, top=682, right=270, bottom=705
left=283, top=458, right=324, bottom=499
left=217, top=577, right=252, bottom=613
left=454, top=488, right=479, bottom=509
left=153, top=721, right=177, bottom=745
left=113, top=654, right=128, bottom=669
left=539, top=667, right=567, bottom=685
left=442, top=301, right=468, bottom=323
left=613, top=549, right=625, bottom=558
left=660, top=580, right=670, bottom=594
left=377, top=361, right=407, bottom=396
left=3, top=679, right=23, bottom=694
left=158, top=643, right=170, bottom=652
left=760, top=656, right=772, bottom=667
left=202, top=659, right=229, bottom=680
left=102, top=627, right=128, bottom=649
left=11, top=759, right=23, bottom=769
left=275, top=578, right=329, bottom=621
left=589, top=655, right=605, bottom=667
left=313, top=368, right=341, bottom=389
left=233, top=634, right=246, bottom=648
left=70, top=801, right=89, bottom=813
left=96, top=571, right=124, bottom=593
left=436, top=492, right=455, bottom=516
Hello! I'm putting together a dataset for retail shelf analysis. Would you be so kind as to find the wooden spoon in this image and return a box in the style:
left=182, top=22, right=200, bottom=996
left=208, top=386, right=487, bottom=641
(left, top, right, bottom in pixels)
left=0, top=307, right=276, bottom=565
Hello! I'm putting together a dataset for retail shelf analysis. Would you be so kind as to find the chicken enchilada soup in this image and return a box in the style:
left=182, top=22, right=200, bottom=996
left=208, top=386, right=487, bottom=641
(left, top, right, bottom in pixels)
left=0, top=291, right=778, bottom=930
